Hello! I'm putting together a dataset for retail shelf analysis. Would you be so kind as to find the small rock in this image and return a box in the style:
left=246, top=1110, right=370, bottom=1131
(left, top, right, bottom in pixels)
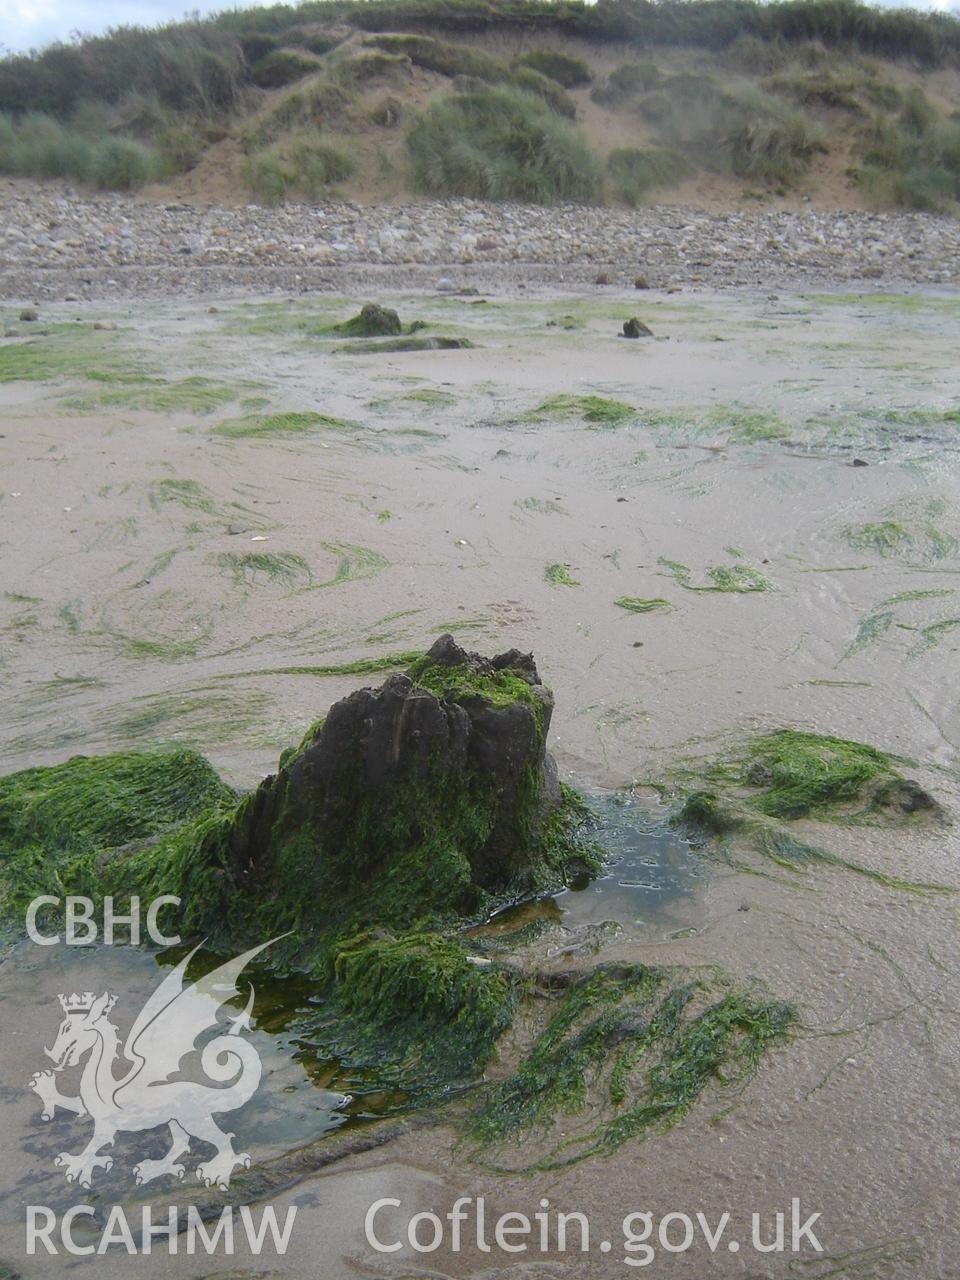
left=227, top=522, right=248, bottom=535
left=746, top=761, right=773, bottom=788
left=622, top=317, right=654, bottom=339
left=93, top=320, right=116, bottom=331
left=64, top=293, right=79, bottom=303
left=852, top=458, right=869, bottom=467
left=873, top=778, right=942, bottom=816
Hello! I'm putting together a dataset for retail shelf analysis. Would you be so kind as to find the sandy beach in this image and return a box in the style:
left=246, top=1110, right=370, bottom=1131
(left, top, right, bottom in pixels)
left=1, top=282, right=959, bottom=1277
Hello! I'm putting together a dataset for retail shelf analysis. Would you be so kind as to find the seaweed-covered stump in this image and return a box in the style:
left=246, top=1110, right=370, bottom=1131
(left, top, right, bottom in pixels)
left=332, top=303, right=402, bottom=337
left=0, top=637, right=594, bottom=954
left=229, top=635, right=568, bottom=917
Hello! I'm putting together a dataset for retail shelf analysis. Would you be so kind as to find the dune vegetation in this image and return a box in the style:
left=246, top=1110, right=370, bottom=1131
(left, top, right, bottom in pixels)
left=2, top=0, right=960, bottom=210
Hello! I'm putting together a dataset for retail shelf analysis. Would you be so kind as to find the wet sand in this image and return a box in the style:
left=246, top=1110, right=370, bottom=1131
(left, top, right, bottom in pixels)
left=1, top=286, right=959, bottom=1277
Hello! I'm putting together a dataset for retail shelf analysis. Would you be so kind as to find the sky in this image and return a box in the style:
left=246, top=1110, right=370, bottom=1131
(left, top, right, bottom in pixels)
left=2, top=0, right=958, bottom=55
left=1, top=1, right=256, bottom=54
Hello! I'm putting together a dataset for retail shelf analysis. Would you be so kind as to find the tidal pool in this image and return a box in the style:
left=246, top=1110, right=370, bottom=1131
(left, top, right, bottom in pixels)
left=560, top=789, right=706, bottom=931
left=0, top=939, right=392, bottom=1225
left=473, top=789, right=707, bottom=950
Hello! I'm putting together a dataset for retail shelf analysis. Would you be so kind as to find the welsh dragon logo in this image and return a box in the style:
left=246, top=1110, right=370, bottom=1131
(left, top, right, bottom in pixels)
left=28, top=939, right=277, bottom=1191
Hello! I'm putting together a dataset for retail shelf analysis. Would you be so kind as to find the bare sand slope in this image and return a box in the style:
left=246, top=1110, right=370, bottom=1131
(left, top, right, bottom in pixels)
left=1, top=287, right=959, bottom=1277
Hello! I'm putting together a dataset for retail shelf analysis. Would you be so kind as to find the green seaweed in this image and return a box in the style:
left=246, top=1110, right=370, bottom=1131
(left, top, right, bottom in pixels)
left=304, top=933, right=518, bottom=1090
left=218, top=551, right=313, bottom=589
left=844, top=585, right=960, bottom=659
left=315, top=542, right=389, bottom=587
left=704, top=564, right=772, bottom=592
left=527, top=394, right=635, bottom=427
left=214, top=411, right=359, bottom=438
left=470, top=964, right=793, bottom=1170
left=878, top=407, right=960, bottom=426
left=668, top=730, right=950, bottom=892
left=658, top=557, right=692, bottom=584
left=745, top=730, right=895, bottom=821
left=925, top=525, right=959, bottom=560
left=879, top=588, right=954, bottom=606
left=114, top=633, right=206, bottom=661
left=57, top=603, right=81, bottom=633
left=545, top=314, right=583, bottom=330
left=545, top=563, right=580, bottom=587
left=139, top=546, right=182, bottom=582
left=615, top=597, right=672, bottom=613
left=845, top=503, right=959, bottom=563
left=407, top=656, right=544, bottom=720
left=148, top=478, right=218, bottom=515
left=0, top=749, right=234, bottom=924
left=805, top=293, right=960, bottom=312
left=843, top=609, right=894, bottom=659
left=403, top=388, right=457, bottom=407
left=218, top=300, right=383, bottom=339
left=217, top=651, right=423, bottom=680
left=109, top=690, right=272, bottom=747
left=911, top=618, right=960, bottom=655
left=64, top=377, right=239, bottom=415
left=723, top=410, right=791, bottom=442
left=0, top=330, right=146, bottom=385
left=846, top=520, right=913, bottom=557
left=658, top=556, right=773, bottom=593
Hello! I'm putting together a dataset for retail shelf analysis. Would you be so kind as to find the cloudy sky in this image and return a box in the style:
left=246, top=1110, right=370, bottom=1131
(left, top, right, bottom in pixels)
left=2, top=0, right=958, bottom=55
left=1, top=1, right=259, bottom=53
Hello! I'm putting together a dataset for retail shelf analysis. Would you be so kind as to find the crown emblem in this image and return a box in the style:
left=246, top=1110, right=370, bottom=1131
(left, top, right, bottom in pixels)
left=58, top=993, right=94, bottom=1014
left=57, top=993, right=116, bottom=1015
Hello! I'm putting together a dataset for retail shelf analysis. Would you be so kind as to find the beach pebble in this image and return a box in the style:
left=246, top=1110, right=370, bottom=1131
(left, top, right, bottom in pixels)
left=0, top=187, right=956, bottom=297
